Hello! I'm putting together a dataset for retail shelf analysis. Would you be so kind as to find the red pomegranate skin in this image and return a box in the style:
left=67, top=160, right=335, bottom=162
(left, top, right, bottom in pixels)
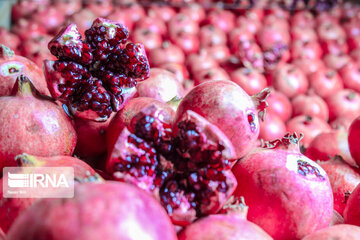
left=178, top=213, right=273, bottom=240
left=302, top=224, right=360, bottom=240
left=259, top=113, right=286, bottom=141
left=231, top=68, right=267, bottom=96
left=266, top=90, right=292, bottom=122
left=6, top=182, right=177, bottom=240
left=0, top=76, right=77, bottom=171
left=0, top=28, right=20, bottom=53
left=308, top=68, right=343, bottom=99
left=0, top=45, right=49, bottom=97
left=0, top=153, right=100, bottom=233
left=291, top=94, right=329, bottom=121
left=232, top=134, right=333, bottom=240
left=348, top=116, right=360, bottom=165
left=318, top=157, right=360, bottom=216
left=106, top=97, right=175, bottom=155
left=136, top=68, right=185, bottom=102
left=0, top=228, right=4, bottom=240
left=326, top=89, right=360, bottom=121
left=344, top=183, right=360, bottom=226
left=339, top=62, right=360, bottom=93
left=174, top=80, right=266, bottom=159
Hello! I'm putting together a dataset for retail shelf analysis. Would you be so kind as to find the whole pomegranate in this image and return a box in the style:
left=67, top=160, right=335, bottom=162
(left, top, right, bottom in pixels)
left=259, top=113, right=286, bottom=141
left=292, top=58, right=325, bottom=76
left=205, top=9, right=235, bottom=33
left=178, top=198, right=273, bottom=240
left=308, top=68, right=343, bottom=98
left=178, top=3, right=205, bottom=23
left=136, top=16, right=167, bottom=36
left=339, top=62, right=360, bottom=92
left=291, top=94, right=329, bottom=121
left=0, top=45, right=49, bottom=97
left=231, top=68, right=267, bottom=96
left=32, top=6, right=65, bottom=34
left=11, top=18, right=47, bottom=41
left=193, top=68, right=230, bottom=86
left=67, top=9, right=97, bottom=35
left=326, top=89, right=360, bottom=121
left=331, top=116, right=355, bottom=131
left=344, top=183, right=360, bottom=226
left=271, top=64, right=308, bottom=98
left=84, top=0, right=114, bottom=18
left=148, top=4, right=176, bottom=22
left=44, top=18, right=150, bottom=121
left=286, top=115, right=331, bottom=148
left=0, top=28, right=20, bottom=53
left=168, top=13, right=199, bottom=38
left=170, top=32, right=200, bottom=55
left=202, top=45, right=231, bottom=64
left=0, top=75, right=77, bottom=171
left=174, top=80, right=270, bottom=159
left=232, top=133, right=333, bottom=240
left=53, top=0, right=82, bottom=16
left=318, top=157, right=360, bottom=216
left=6, top=182, right=177, bottom=240
left=106, top=100, right=237, bottom=225
left=149, top=41, right=185, bottom=67
left=348, top=116, right=360, bottom=165
left=199, top=24, right=227, bottom=47
left=323, top=53, right=351, bottom=70
left=107, top=9, right=134, bottom=31
left=0, top=153, right=101, bottom=233
left=136, top=68, right=185, bottom=102
left=302, top=224, right=360, bottom=240
left=132, top=28, right=162, bottom=52
left=186, top=51, right=218, bottom=75
left=159, top=62, right=188, bottom=84
left=266, top=90, right=292, bottom=122
left=20, top=35, right=56, bottom=68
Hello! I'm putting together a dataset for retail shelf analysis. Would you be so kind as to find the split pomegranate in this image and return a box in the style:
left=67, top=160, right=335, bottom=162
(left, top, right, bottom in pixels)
left=0, top=75, right=77, bottom=171
left=136, top=68, right=185, bottom=102
left=44, top=18, right=150, bottom=121
left=348, top=116, right=360, bottom=165
left=106, top=102, right=237, bottom=225
left=178, top=198, right=272, bottom=240
left=0, top=45, right=49, bottom=97
left=6, top=182, right=177, bottom=240
left=0, top=153, right=100, bottom=233
left=302, top=224, right=360, bottom=240
left=232, top=133, right=333, bottom=240
left=318, top=157, right=360, bottom=215
left=175, top=80, right=270, bottom=159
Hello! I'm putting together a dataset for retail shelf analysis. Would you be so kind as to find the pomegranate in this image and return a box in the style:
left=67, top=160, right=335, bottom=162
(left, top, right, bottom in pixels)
left=186, top=51, right=218, bottom=75
left=44, top=18, right=150, bottom=121
left=230, top=68, right=267, bottom=95
left=348, top=116, right=360, bottom=165
left=53, top=0, right=82, bottom=16
left=193, top=68, right=230, bottom=86
left=323, top=53, right=351, bottom=70
left=20, top=35, right=56, bottom=68
left=271, top=64, right=308, bottom=98
left=344, top=183, right=360, bottom=226
left=178, top=198, right=272, bottom=240
left=292, top=58, right=325, bottom=76
left=11, top=18, right=47, bottom=41
left=159, top=62, right=188, bottom=84
left=202, top=45, right=231, bottom=64
left=291, top=94, right=329, bottom=121
left=259, top=113, right=287, bottom=141
left=265, top=90, right=292, bottom=122
left=136, top=68, right=185, bottom=102
left=106, top=102, right=237, bottom=225
left=67, top=9, right=97, bottom=36
left=291, top=27, right=317, bottom=43
left=317, top=22, right=346, bottom=42
left=331, top=116, right=355, bottom=131
left=117, top=3, right=146, bottom=24
left=84, top=0, right=114, bottom=18
left=178, top=3, right=206, bottom=23
left=318, top=157, right=360, bottom=215
left=136, top=16, right=167, bottom=36
left=149, top=41, right=185, bottom=67
left=6, top=182, right=177, bottom=240
left=236, top=16, right=261, bottom=35
left=339, top=62, right=360, bottom=92
left=11, top=0, right=49, bottom=23
left=257, top=25, right=290, bottom=51
left=286, top=115, right=331, bottom=148
left=307, top=130, right=357, bottom=166
left=148, top=4, right=176, bottom=22
left=107, top=9, right=134, bottom=31
left=0, top=45, right=49, bottom=97
left=331, top=210, right=345, bottom=226
left=205, top=9, right=235, bottom=33
left=291, top=40, right=322, bottom=60
left=199, top=25, right=227, bottom=47
left=170, top=33, right=200, bottom=55
left=132, top=28, right=162, bottom=52
left=32, top=6, right=65, bottom=34
left=232, top=133, right=333, bottom=240
left=263, top=42, right=290, bottom=72
left=174, top=80, right=269, bottom=159
left=322, top=38, right=349, bottom=55
left=291, top=11, right=315, bottom=29
left=0, top=75, right=77, bottom=171
left=0, top=228, right=4, bottom=240
left=233, top=39, right=264, bottom=72
left=350, top=48, right=360, bottom=62
left=308, top=68, right=343, bottom=98
left=326, top=89, right=360, bottom=121
left=0, top=153, right=100, bottom=233
left=168, top=13, right=199, bottom=38
left=302, top=224, right=360, bottom=240
left=0, top=28, right=20, bottom=53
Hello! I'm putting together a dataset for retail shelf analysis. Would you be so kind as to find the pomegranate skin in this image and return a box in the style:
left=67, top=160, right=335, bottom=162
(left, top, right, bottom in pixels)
left=326, top=89, right=360, bottom=121
left=266, top=90, right=292, bottom=122
left=318, top=157, right=360, bottom=216
left=0, top=154, right=100, bottom=233
left=174, top=80, right=268, bottom=159
left=232, top=134, right=333, bottom=240
left=302, top=224, right=360, bottom=240
left=291, top=95, right=329, bottom=121
left=348, top=116, right=360, bottom=165
left=136, top=68, right=185, bottom=102
left=259, top=113, right=286, bottom=141
left=0, top=45, right=49, bottom=97
left=178, top=214, right=273, bottom=240
left=6, top=182, right=177, bottom=240
left=0, top=76, right=77, bottom=171
left=344, top=184, right=360, bottom=226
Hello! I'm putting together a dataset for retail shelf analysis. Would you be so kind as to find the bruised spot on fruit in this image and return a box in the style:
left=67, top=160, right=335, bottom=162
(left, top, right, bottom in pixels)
left=26, top=123, right=40, bottom=133
left=297, top=159, right=325, bottom=180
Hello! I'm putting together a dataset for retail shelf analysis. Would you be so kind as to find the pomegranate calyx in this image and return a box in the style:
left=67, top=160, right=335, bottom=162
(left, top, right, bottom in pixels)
left=16, top=153, right=44, bottom=167
left=251, top=88, right=271, bottom=121
left=167, top=96, right=182, bottom=111
left=262, top=132, right=304, bottom=150
left=0, top=44, right=14, bottom=58
left=221, top=196, right=248, bottom=219
left=11, top=75, right=55, bottom=102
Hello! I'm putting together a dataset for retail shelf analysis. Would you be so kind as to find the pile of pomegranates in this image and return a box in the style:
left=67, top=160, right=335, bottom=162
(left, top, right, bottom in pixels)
left=1, top=0, right=360, bottom=239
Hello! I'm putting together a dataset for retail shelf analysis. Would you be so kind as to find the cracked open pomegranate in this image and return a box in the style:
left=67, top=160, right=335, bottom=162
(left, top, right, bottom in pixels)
left=44, top=18, right=150, bottom=121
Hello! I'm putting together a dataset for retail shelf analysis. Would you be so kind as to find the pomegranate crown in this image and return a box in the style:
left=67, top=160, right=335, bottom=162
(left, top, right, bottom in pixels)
left=261, top=132, right=304, bottom=150
left=251, top=88, right=271, bottom=121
